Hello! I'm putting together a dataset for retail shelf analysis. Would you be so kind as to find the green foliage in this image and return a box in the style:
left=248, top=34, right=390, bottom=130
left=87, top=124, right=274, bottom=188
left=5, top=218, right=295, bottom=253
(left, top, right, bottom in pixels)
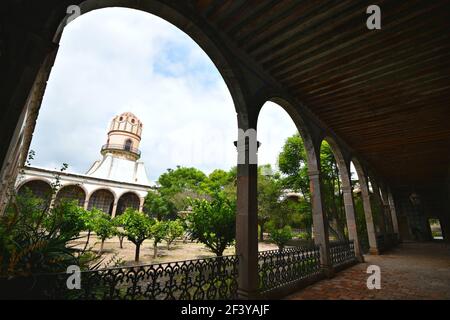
left=120, top=208, right=154, bottom=262
left=267, top=224, right=293, bottom=250
left=278, top=134, right=349, bottom=240
left=187, top=193, right=236, bottom=256
left=144, top=191, right=176, bottom=220
left=0, top=193, right=89, bottom=277
left=158, top=166, right=207, bottom=197
left=277, top=134, right=313, bottom=233
left=150, top=219, right=167, bottom=258
left=46, top=199, right=87, bottom=242
left=201, top=169, right=235, bottom=195
left=164, top=220, right=184, bottom=249
left=278, top=134, right=310, bottom=201
left=258, top=165, right=282, bottom=230
left=90, top=210, right=113, bottom=253
left=111, top=215, right=126, bottom=249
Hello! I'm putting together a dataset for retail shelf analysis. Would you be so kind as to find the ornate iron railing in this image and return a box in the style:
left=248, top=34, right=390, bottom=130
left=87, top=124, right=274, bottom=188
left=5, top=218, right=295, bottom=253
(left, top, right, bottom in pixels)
left=329, top=240, right=356, bottom=267
left=101, top=144, right=141, bottom=157
left=11, top=255, right=239, bottom=300
left=258, top=245, right=321, bottom=294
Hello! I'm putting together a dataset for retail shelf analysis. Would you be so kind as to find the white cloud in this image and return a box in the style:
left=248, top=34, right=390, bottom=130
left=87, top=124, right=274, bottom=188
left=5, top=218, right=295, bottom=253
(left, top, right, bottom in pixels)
left=29, top=8, right=298, bottom=182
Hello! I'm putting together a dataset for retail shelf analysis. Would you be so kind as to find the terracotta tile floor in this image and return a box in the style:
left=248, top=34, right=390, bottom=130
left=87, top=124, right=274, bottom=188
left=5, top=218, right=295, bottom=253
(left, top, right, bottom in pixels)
left=287, top=242, right=450, bottom=300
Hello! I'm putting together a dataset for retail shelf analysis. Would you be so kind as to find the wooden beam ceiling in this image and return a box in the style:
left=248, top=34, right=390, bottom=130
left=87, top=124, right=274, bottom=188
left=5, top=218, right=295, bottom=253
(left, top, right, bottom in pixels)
left=195, top=0, right=450, bottom=191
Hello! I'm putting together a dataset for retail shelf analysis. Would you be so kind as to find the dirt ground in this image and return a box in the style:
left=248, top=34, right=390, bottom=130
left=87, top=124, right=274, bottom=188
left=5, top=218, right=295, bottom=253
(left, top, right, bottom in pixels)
left=72, top=234, right=279, bottom=267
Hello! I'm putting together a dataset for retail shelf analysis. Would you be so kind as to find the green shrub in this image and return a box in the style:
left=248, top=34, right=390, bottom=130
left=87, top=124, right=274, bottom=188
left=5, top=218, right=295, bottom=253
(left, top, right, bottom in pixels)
left=187, top=193, right=236, bottom=256
left=268, top=225, right=293, bottom=250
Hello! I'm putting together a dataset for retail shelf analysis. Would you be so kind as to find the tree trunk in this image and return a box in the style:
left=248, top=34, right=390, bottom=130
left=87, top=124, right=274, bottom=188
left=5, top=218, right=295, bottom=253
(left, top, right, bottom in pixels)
left=259, top=224, right=264, bottom=241
left=135, top=243, right=140, bottom=262
left=119, top=236, right=124, bottom=249
left=99, top=239, right=104, bottom=254
left=153, top=241, right=158, bottom=258
left=83, top=230, right=91, bottom=252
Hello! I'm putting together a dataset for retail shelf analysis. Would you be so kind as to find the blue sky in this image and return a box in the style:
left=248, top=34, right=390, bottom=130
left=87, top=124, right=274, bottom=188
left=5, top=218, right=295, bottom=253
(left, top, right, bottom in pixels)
left=29, top=8, right=298, bottom=183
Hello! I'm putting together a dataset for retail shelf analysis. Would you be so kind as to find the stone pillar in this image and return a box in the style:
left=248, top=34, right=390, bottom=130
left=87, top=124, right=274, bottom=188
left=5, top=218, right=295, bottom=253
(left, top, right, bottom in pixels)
left=342, top=184, right=363, bottom=261
left=358, top=173, right=379, bottom=255
left=371, top=179, right=387, bottom=246
left=308, top=170, right=333, bottom=276
left=387, top=189, right=400, bottom=236
left=379, top=186, right=394, bottom=235
left=111, top=201, right=118, bottom=218
left=139, top=197, right=145, bottom=212
left=83, top=199, right=89, bottom=210
left=235, top=138, right=259, bottom=299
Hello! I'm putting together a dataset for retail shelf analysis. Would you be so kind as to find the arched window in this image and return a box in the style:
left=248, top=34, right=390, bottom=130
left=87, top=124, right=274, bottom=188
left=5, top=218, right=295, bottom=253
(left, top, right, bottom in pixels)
left=125, top=139, right=132, bottom=151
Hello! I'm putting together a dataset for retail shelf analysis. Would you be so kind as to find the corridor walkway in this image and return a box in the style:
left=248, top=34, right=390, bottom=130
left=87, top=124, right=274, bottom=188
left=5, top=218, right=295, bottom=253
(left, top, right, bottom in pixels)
left=287, top=242, right=450, bottom=300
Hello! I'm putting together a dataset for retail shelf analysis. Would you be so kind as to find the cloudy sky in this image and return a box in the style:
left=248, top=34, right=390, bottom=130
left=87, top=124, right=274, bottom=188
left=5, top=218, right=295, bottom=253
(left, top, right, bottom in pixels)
left=30, top=8, right=298, bottom=183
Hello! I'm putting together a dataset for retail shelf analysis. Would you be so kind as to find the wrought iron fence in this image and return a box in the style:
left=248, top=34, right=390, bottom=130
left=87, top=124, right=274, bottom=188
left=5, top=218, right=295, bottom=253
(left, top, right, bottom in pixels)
left=329, top=240, right=356, bottom=267
left=6, top=255, right=239, bottom=300
left=258, top=245, right=321, bottom=294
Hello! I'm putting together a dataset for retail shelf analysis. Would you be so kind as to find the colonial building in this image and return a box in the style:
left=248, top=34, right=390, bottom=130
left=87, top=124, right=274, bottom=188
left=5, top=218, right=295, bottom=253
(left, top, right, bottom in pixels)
left=15, top=112, right=153, bottom=217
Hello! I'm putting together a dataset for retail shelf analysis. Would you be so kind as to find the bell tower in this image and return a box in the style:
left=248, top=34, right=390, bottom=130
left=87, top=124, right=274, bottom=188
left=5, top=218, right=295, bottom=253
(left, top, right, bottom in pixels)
left=101, top=112, right=142, bottom=161
left=86, top=112, right=151, bottom=185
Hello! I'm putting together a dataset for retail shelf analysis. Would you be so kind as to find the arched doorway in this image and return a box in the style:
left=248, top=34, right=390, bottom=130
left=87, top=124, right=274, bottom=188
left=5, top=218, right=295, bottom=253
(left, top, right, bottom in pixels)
left=116, top=192, right=140, bottom=215
left=55, top=185, right=86, bottom=207
left=87, top=189, right=115, bottom=215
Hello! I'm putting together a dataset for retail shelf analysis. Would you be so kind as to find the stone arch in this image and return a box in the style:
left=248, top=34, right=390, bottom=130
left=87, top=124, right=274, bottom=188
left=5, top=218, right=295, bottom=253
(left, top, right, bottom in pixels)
left=256, top=96, right=331, bottom=267
left=17, top=179, right=53, bottom=201
left=322, top=137, right=351, bottom=184
left=55, top=184, right=86, bottom=207
left=116, top=191, right=140, bottom=215
left=352, top=157, right=379, bottom=253
left=321, top=136, right=363, bottom=258
left=87, top=188, right=116, bottom=215
left=257, top=97, right=320, bottom=172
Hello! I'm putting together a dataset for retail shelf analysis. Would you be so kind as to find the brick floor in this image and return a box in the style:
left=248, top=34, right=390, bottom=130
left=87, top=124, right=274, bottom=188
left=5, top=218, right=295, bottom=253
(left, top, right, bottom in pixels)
left=287, top=241, right=450, bottom=300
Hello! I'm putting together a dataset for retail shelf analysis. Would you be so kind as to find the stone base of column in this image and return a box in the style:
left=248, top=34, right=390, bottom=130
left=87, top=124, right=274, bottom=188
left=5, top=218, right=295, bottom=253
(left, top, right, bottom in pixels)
left=369, top=247, right=380, bottom=255
left=356, top=254, right=365, bottom=263
left=321, top=265, right=335, bottom=278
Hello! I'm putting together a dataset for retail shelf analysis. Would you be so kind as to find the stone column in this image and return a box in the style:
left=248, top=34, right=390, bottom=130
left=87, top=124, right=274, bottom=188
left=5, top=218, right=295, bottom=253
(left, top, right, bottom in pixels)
left=379, top=186, right=394, bottom=235
left=83, top=199, right=89, bottom=210
left=111, top=201, right=118, bottom=218
left=308, top=170, right=333, bottom=276
left=371, top=179, right=387, bottom=248
left=139, top=197, right=145, bottom=212
left=387, top=189, right=400, bottom=236
left=341, top=184, right=364, bottom=261
left=358, top=172, right=379, bottom=255
left=235, top=138, right=259, bottom=299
